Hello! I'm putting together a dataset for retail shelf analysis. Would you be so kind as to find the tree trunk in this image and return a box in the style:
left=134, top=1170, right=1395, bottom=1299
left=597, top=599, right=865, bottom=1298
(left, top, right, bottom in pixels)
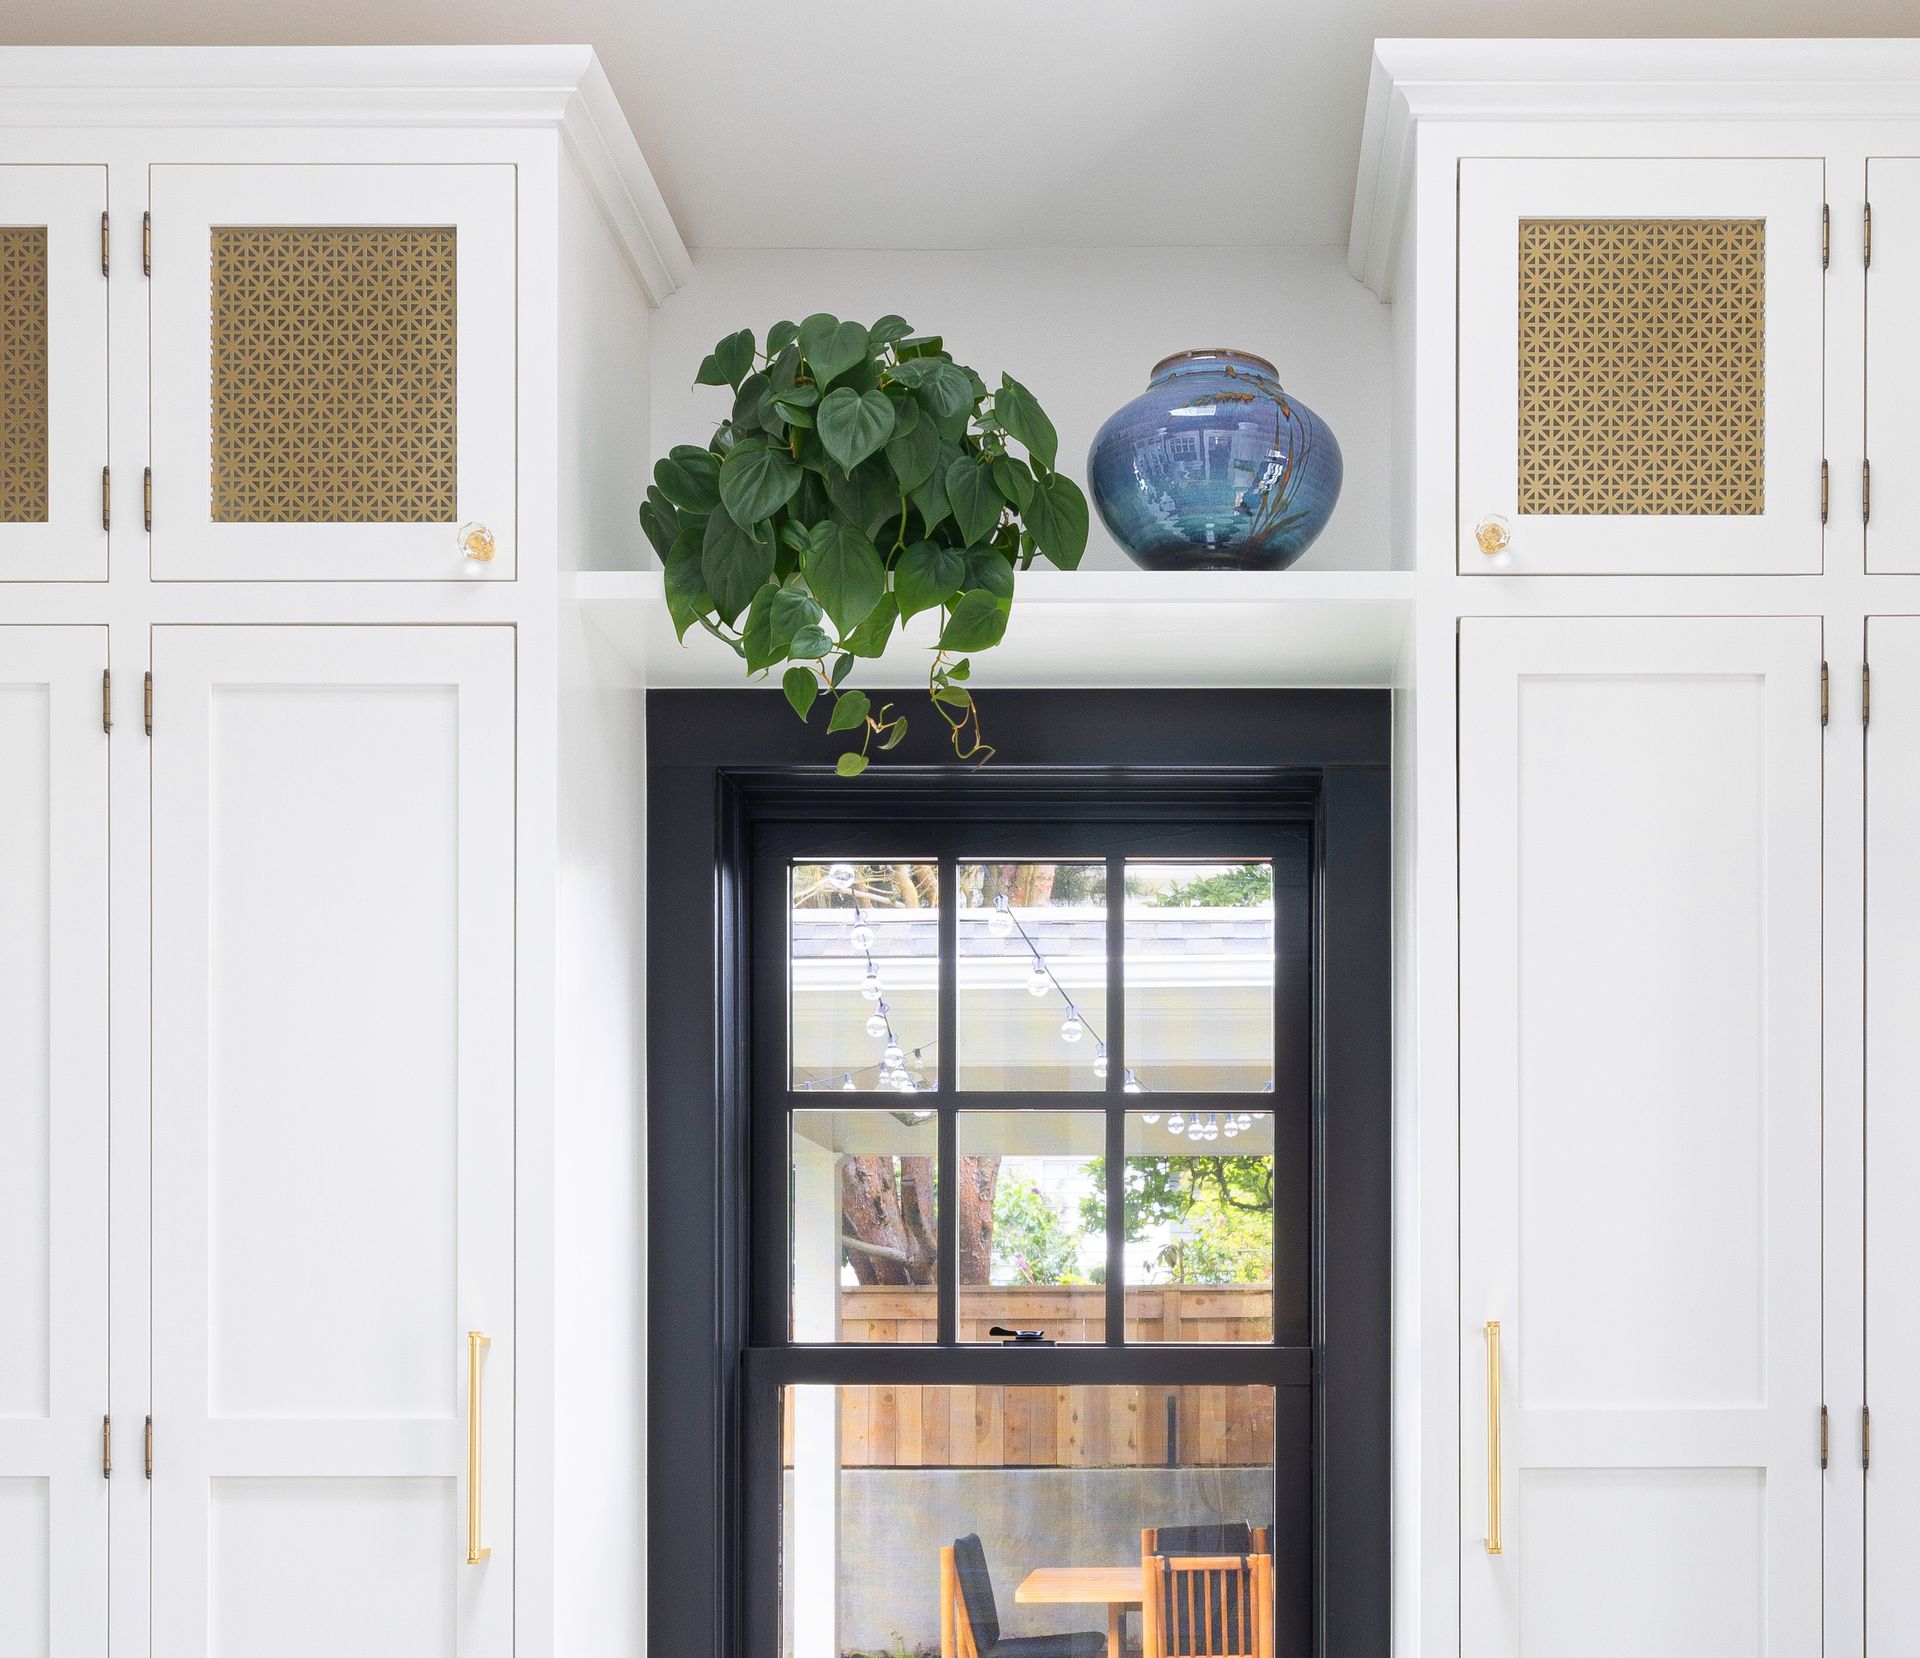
left=957, top=1154, right=1000, bottom=1286
left=839, top=1155, right=914, bottom=1286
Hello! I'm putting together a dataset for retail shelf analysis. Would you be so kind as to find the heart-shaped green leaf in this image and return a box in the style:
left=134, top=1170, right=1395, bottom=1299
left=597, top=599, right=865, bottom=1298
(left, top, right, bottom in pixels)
left=817, top=388, right=898, bottom=474
left=803, top=521, right=887, bottom=636
left=886, top=405, right=942, bottom=492
left=654, top=446, right=720, bottom=514
left=938, top=589, right=1011, bottom=653
left=993, top=456, right=1036, bottom=511
left=663, top=527, right=714, bottom=642
left=911, top=455, right=953, bottom=534
left=946, top=456, right=1004, bottom=546
left=994, top=374, right=1058, bottom=470
left=788, top=624, right=835, bottom=661
left=827, top=689, right=871, bottom=734
left=741, top=585, right=782, bottom=673
left=767, top=320, right=799, bottom=356
left=824, top=458, right=898, bottom=538
left=701, top=504, right=775, bottom=627
left=920, top=360, right=976, bottom=421
left=800, top=315, right=870, bottom=387
left=719, top=444, right=803, bottom=527
left=868, top=314, right=913, bottom=349
left=842, top=591, right=899, bottom=658
left=961, top=547, right=1015, bottom=600
left=894, top=541, right=964, bottom=620
left=836, top=751, right=869, bottom=778
left=782, top=666, right=817, bottom=721
left=695, top=328, right=755, bottom=390
left=768, top=586, right=824, bottom=654
left=1024, top=472, right=1090, bottom=570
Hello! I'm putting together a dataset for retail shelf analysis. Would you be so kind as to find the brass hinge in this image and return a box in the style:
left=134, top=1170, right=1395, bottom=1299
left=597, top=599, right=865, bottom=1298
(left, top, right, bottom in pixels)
left=1822, top=202, right=1830, bottom=268
left=142, top=211, right=151, bottom=277
left=1821, top=1404, right=1830, bottom=1470
left=143, top=671, right=152, bottom=738
left=1865, top=458, right=1873, bottom=525
left=101, top=464, right=110, bottom=532
left=101, top=1413, right=111, bottom=1479
left=143, top=466, right=152, bottom=532
left=1821, top=661, right=1830, bottom=726
left=102, top=669, right=111, bottom=735
left=100, top=210, right=109, bottom=277
left=1866, top=663, right=1873, bottom=729
left=1821, top=459, right=1830, bottom=524
left=1865, top=1404, right=1873, bottom=1471
left=1866, top=201, right=1874, bottom=270
left=144, top=1415, right=153, bottom=1479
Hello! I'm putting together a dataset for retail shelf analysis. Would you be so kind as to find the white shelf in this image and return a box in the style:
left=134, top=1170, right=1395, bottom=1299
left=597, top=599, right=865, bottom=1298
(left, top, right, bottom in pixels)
left=576, top=568, right=1412, bottom=690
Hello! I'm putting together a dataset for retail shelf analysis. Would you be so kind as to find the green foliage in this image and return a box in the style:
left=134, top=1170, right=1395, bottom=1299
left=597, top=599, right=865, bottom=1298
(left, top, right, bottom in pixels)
left=1081, top=1154, right=1274, bottom=1285
left=646, top=316, right=1091, bottom=772
left=990, top=1174, right=1090, bottom=1286
left=1146, top=862, right=1275, bottom=909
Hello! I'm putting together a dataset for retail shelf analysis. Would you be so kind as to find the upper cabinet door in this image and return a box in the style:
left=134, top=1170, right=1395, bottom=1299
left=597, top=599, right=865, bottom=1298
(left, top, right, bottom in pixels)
left=1867, top=161, right=1920, bottom=571
left=0, top=168, right=107, bottom=581
left=148, top=166, right=515, bottom=581
left=1458, top=158, right=1826, bottom=575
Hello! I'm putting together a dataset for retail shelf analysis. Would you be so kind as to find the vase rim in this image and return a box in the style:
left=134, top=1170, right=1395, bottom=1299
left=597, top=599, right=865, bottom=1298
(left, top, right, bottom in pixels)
left=1150, top=348, right=1279, bottom=380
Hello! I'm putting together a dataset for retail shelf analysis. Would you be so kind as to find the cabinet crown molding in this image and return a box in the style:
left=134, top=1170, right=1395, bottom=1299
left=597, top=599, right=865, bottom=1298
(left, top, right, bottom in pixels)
left=0, top=45, right=691, bottom=304
left=1348, top=36, right=1920, bottom=299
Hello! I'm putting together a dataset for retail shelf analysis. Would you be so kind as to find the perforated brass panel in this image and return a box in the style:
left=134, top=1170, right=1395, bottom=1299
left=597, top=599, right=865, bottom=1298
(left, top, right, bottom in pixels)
left=1517, top=218, right=1765, bottom=517
left=210, top=225, right=457, bottom=524
left=0, top=225, right=50, bottom=524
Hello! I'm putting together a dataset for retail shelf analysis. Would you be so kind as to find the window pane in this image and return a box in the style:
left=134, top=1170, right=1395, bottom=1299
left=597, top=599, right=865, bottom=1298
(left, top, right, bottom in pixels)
left=781, top=1383, right=1282, bottom=1658
left=1123, top=860, right=1274, bottom=1092
left=791, top=861, right=939, bottom=1092
left=958, top=1111, right=1107, bottom=1344
left=958, top=861, right=1109, bottom=1091
left=791, top=1108, right=938, bottom=1343
left=1123, top=1110, right=1274, bottom=1343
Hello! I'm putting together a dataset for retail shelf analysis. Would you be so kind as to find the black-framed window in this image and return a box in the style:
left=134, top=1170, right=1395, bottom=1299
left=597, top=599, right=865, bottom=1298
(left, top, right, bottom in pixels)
left=648, top=690, right=1390, bottom=1658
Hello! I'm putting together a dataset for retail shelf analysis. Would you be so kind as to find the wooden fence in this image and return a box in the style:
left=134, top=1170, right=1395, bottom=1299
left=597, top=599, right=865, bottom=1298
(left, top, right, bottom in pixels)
left=785, top=1284, right=1275, bottom=1469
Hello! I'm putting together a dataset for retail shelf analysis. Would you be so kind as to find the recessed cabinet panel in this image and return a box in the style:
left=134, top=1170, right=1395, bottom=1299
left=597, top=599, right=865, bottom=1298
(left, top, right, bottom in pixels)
left=148, top=167, right=515, bottom=580
left=1458, top=159, right=1825, bottom=574
left=0, top=169, right=107, bottom=580
left=151, top=628, right=514, bottom=1658
left=0, top=628, right=108, bottom=1658
left=1867, top=163, right=1920, bottom=570
left=1459, top=618, right=1822, bottom=1656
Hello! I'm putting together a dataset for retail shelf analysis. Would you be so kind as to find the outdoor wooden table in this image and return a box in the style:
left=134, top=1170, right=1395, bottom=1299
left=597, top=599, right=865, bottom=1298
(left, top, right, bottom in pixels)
left=1015, top=1565, right=1142, bottom=1658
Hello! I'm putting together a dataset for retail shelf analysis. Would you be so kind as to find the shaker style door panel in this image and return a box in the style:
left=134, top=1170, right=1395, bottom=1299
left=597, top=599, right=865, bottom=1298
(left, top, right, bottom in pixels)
left=1458, top=159, right=1825, bottom=575
left=0, top=168, right=108, bottom=580
left=1459, top=618, right=1823, bottom=1657
left=150, top=627, right=514, bottom=1658
left=0, top=628, right=108, bottom=1658
left=148, top=166, right=515, bottom=581
left=1867, top=617, right=1920, bottom=1645
left=1867, top=163, right=1920, bottom=571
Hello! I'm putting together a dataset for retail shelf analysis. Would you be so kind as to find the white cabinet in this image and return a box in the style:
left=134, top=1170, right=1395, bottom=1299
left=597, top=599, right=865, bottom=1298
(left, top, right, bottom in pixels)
left=0, top=627, right=108, bottom=1658
left=0, top=169, right=108, bottom=581
left=1867, top=163, right=1920, bottom=571
left=149, top=627, right=515, bottom=1658
left=1459, top=617, right=1824, bottom=1656
left=1458, top=159, right=1826, bottom=576
left=148, top=166, right=517, bottom=582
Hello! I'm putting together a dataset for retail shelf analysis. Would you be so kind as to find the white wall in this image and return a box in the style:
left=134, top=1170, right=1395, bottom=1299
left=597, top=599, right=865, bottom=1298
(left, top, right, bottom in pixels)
left=650, top=245, right=1393, bottom=572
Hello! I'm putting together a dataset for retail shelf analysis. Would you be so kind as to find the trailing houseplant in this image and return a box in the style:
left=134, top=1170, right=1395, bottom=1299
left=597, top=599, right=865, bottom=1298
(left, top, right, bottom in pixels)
left=641, top=314, right=1089, bottom=774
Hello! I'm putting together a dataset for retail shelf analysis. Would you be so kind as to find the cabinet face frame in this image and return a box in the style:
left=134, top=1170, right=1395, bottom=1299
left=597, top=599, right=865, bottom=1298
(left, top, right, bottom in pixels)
left=147, top=164, right=517, bottom=582
left=0, top=626, right=109, bottom=1658
left=0, top=167, right=108, bottom=581
left=148, top=625, right=515, bottom=1658
left=1458, top=157, right=1827, bottom=576
left=1457, top=615, right=1825, bottom=1657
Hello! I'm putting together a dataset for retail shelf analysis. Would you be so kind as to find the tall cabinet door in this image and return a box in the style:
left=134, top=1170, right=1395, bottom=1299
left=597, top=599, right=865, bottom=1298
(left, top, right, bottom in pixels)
left=1868, top=616, right=1920, bottom=1644
left=1458, top=159, right=1825, bottom=575
left=0, top=628, right=108, bottom=1658
left=147, top=166, right=515, bottom=581
left=1460, top=617, right=1823, bottom=1656
left=151, top=626, right=514, bottom=1658
left=1, top=167, right=108, bottom=580
left=1867, top=163, right=1920, bottom=570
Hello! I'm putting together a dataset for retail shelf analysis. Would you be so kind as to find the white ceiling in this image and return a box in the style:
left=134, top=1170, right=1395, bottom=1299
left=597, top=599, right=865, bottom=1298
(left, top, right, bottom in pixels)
left=1, top=0, right=1916, bottom=250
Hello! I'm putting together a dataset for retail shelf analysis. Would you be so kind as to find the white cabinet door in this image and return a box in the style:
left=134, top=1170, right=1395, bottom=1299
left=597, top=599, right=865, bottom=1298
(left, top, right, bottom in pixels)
left=1459, top=159, right=1825, bottom=575
left=0, top=168, right=108, bottom=580
left=0, top=628, right=108, bottom=1658
left=148, top=167, right=515, bottom=581
left=1867, top=164, right=1920, bottom=571
left=1867, top=616, right=1920, bottom=1643
left=1460, top=617, right=1823, bottom=1657
left=151, top=627, right=514, bottom=1658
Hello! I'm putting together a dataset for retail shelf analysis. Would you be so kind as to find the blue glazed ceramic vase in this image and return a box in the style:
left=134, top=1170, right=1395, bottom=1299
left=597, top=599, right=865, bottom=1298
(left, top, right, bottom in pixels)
left=1087, top=349, right=1342, bottom=571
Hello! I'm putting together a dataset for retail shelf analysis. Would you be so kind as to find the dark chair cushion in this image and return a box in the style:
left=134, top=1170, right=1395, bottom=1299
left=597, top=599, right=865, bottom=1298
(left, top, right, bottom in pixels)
left=1154, top=1522, right=1253, bottom=1556
left=952, top=1533, right=1000, bottom=1650
left=989, top=1634, right=1109, bottom=1658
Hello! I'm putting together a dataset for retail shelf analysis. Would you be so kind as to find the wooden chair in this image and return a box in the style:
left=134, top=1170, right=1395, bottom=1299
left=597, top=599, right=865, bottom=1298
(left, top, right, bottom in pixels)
left=1140, top=1551, right=1273, bottom=1658
left=1140, top=1525, right=1270, bottom=1558
left=941, top=1535, right=1107, bottom=1658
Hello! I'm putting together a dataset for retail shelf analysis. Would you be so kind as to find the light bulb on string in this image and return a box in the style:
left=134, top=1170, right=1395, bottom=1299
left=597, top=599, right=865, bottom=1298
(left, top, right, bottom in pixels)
left=1236, top=1112, right=1254, bottom=1128
left=1092, top=1044, right=1109, bottom=1080
left=849, top=922, right=875, bottom=952
left=827, top=862, right=856, bottom=891
left=1025, top=957, right=1050, bottom=997
left=841, top=1074, right=857, bottom=1092
left=1223, top=1120, right=1239, bottom=1139
left=884, top=1042, right=905, bottom=1069
left=1060, top=1009, right=1084, bottom=1044
left=1141, top=1113, right=1161, bottom=1124
left=1167, top=1113, right=1187, bottom=1135
left=1123, top=1069, right=1144, bottom=1094
left=866, top=1012, right=888, bottom=1040
left=988, top=896, right=1015, bottom=939
left=860, top=969, right=882, bottom=1001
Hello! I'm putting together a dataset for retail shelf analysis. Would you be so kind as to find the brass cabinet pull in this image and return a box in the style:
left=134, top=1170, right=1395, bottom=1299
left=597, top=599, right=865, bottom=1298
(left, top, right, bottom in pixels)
left=1485, top=1320, right=1503, bottom=1555
left=467, top=1332, right=492, bottom=1563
